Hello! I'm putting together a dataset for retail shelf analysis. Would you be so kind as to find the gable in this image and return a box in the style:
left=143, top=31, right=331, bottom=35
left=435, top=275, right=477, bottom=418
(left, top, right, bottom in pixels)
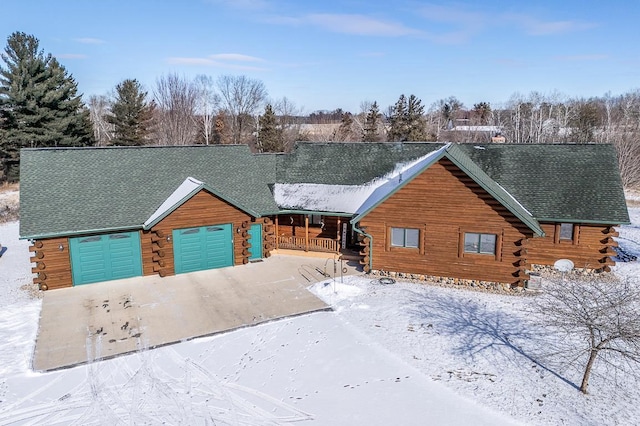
left=144, top=177, right=260, bottom=230
left=361, top=158, right=535, bottom=236
left=352, top=145, right=544, bottom=236
left=154, top=189, right=250, bottom=229
left=457, top=144, right=630, bottom=224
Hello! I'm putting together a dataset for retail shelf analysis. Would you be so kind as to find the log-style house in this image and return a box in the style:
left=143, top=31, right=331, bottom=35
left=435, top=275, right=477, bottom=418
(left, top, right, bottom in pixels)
left=19, top=142, right=629, bottom=290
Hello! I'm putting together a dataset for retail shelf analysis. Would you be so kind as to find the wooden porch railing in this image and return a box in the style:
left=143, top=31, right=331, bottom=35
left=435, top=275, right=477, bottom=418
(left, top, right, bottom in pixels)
left=277, top=236, right=339, bottom=253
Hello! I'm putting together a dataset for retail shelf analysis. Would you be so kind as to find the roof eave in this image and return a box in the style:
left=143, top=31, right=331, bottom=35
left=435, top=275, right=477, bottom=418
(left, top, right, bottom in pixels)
left=537, top=217, right=631, bottom=226
left=276, top=209, right=355, bottom=217
left=20, top=224, right=143, bottom=240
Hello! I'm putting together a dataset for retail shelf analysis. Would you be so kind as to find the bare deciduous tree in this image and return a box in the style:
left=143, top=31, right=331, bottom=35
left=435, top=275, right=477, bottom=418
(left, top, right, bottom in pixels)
left=88, top=94, right=113, bottom=146
left=273, top=96, right=303, bottom=151
left=153, top=73, right=198, bottom=145
left=615, top=134, right=640, bottom=188
left=216, top=75, right=267, bottom=144
left=194, top=75, right=219, bottom=145
left=533, top=276, right=640, bottom=394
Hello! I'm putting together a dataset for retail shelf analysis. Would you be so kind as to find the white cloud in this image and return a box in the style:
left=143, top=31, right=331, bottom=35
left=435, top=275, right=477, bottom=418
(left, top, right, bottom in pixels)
left=306, top=14, right=422, bottom=37
left=503, top=14, right=597, bottom=35
left=209, top=53, right=264, bottom=62
left=263, top=13, right=421, bottom=37
left=74, top=37, right=105, bottom=44
left=415, top=3, right=488, bottom=43
left=418, top=3, right=486, bottom=26
left=207, top=0, right=269, bottom=10
left=413, top=4, right=597, bottom=42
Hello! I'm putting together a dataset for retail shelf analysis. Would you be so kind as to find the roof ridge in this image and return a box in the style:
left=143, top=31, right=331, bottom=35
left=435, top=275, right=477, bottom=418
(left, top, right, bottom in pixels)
left=22, top=144, right=252, bottom=152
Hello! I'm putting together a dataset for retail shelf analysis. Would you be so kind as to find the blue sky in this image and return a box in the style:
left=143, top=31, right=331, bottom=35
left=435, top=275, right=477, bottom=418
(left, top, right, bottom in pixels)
left=3, top=0, right=639, bottom=113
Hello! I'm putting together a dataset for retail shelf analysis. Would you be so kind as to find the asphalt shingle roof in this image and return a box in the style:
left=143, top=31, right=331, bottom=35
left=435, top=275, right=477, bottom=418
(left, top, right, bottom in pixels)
left=20, top=145, right=279, bottom=238
left=19, top=142, right=629, bottom=239
left=456, top=143, right=630, bottom=224
left=276, top=142, right=445, bottom=184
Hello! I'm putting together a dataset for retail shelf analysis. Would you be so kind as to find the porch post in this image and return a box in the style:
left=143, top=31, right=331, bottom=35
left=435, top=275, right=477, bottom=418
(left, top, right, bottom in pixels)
left=305, top=215, right=309, bottom=251
left=337, top=217, right=341, bottom=253
left=275, top=216, right=279, bottom=249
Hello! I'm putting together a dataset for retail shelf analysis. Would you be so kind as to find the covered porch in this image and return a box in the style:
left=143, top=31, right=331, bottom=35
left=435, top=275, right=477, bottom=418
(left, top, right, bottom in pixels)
left=272, top=213, right=356, bottom=254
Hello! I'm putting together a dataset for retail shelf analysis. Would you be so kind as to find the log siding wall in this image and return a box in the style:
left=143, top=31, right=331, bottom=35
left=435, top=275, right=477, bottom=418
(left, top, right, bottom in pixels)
left=359, top=159, right=532, bottom=286
left=29, top=165, right=619, bottom=291
left=30, top=237, right=72, bottom=290
left=32, top=190, right=257, bottom=290
left=146, top=190, right=253, bottom=276
left=527, top=223, right=617, bottom=270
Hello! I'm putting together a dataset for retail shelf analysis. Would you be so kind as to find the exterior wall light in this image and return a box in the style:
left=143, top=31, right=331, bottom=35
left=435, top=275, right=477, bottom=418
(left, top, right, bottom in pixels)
left=58, top=244, right=64, bottom=251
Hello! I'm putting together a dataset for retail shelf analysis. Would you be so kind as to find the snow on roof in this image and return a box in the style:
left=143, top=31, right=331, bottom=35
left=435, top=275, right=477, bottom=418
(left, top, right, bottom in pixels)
left=144, top=177, right=203, bottom=228
left=355, top=144, right=448, bottom=217
left=274, top=183, right=375, bottom=214
left=274, top=144, right=448, bottom=214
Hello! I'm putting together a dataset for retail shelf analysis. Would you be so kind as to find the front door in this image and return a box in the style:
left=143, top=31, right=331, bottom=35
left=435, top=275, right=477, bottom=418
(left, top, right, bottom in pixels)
left=248, top=223, right=263, bottom=260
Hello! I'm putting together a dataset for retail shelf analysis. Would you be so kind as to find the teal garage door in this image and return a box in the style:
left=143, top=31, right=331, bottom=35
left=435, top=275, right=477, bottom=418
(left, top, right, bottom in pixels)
left=69, top=231, right=143, bottom=285
left=173, top=224, right=233, bottom=274
left=248, top=223, right=263, bottom=260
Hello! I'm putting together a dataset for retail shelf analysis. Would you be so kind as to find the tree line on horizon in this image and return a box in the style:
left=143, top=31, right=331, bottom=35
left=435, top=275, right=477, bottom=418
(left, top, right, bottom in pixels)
left=1, top=31, right=639, bottom=188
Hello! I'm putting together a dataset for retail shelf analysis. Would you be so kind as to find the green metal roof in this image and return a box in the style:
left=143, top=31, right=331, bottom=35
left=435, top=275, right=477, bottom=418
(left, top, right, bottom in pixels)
left=20, top=145, right=279, bottom=239
left=456, top=143, right=630, bottom=224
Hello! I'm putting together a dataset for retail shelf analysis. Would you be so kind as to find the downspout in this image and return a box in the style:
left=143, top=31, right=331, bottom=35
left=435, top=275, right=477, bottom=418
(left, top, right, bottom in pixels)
left=352, top=222, right=373, bottom=273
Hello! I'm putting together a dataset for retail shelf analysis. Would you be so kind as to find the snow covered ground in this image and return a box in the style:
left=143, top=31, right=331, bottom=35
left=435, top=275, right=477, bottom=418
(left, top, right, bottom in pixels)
left=0, top=204, right=639, bottom=425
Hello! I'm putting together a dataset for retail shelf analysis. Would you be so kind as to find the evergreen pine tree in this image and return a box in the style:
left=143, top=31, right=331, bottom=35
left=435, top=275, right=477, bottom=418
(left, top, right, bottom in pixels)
left=362, top=101, right=382, bottom=142
left=335, top=112, right=354, bottom=141
left=406, top=94, right=427, bottom=141
left=0, top=32, right=94, bottom=180
left=388, top=94, right=408, bottom=141
left=388, top=94, right=428, bottom=141
left=258, top=104, right=284, bottom=152
left=106, top=79, right=155, bottom=146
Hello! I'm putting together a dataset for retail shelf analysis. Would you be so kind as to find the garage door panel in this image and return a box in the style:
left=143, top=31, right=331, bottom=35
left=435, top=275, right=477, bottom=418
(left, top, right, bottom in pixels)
left=173, top=224, right=233, bottom=274
left=70, top=231, right=142, bottom=285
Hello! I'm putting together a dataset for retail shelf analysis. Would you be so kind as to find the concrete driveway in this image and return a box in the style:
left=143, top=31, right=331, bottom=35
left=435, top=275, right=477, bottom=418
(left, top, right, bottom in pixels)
left=34, top=255, right=358, bottom=371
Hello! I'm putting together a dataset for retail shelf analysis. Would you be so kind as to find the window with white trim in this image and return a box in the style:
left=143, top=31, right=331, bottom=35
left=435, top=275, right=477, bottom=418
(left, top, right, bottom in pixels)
left=391, top=227, right=420, bottom=248
left=464, top=233, right=497, bottom=254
